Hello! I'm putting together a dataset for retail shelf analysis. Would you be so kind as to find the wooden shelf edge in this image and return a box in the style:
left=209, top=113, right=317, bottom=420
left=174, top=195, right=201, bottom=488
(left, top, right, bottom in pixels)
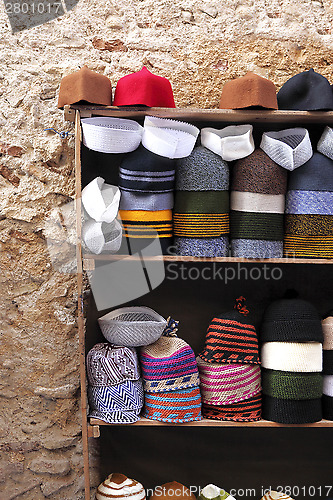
left=89, top=417, right=333, bottom=428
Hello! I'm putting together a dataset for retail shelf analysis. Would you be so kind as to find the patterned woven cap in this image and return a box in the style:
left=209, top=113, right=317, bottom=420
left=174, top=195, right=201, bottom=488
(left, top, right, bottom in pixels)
left=199, top=484, right=237, bottom=500
left=140, top=319, right=200, bottom=392
left=143, top=386, right=202, bottom=423
left=260, top=298, right=324, bottom=342
left=88, top=379, right=144, bottom=424
left=96, top=474, right=146, bottom=500
left=150, top=482, right=196, bottom=500
left=202, top=393, right=262, bottom=422
left=260, top=491, right=295, bottom=500
left=199, top=297, right=260, bottom=365
left=98, top=306, right=167, bottom=347
left=86, top=343, right=140, bottom=386
left=197, top=358, right=261, bottom=405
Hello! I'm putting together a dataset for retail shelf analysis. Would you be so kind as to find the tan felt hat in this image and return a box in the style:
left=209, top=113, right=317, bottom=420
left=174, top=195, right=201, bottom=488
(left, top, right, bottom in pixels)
left=219, top=72, right=278, bottom=110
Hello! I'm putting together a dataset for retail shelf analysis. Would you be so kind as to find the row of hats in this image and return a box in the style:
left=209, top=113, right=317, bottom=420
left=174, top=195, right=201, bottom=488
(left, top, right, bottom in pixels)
left=87, top=297, right=333, bottom=424
left=96, top=475, right=295, bottom=500
left=59, top=66, right=333, bottom=111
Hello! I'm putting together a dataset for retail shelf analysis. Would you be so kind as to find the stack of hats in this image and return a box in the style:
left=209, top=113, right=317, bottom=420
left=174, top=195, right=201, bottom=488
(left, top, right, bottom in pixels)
left=199, top=484, right=237, bottom=500
left=284, top=152, right=333, bottom=258
left=230, top=149, right=287, bottom=258
left=322, top=311, right=333, bottom=420
left=81, top=177, right=122, bottom=255
left=86, top=343, right=144, bottom=424
left=260, top=492, right=294, bottom=500
left=260, top=297, right=324, bottom=424
left=140, top=318, right=202, bottom=423
left=150, top=482, right=196, bottom=500
left=277, top=69, right=333, bottom=111
left=173, top=146, right=230, bottom=257
left=95, top=473, right=146, bottom=500
left=197, top=297, right=262, bottom=422
left=219, top=72, right=278, bottom=110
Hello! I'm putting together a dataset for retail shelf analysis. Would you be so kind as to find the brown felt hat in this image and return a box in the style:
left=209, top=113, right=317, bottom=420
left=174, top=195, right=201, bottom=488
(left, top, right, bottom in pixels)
left=219, top=72, right=278, bottom=110
left=57, top=66, right=112, bottom=109
left=150, top=482, right=196, bottom=500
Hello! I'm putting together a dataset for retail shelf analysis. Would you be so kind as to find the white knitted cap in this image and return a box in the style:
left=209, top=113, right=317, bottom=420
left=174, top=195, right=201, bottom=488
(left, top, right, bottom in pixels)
left=82, top=177, right=120, bottom=223
left=82, top=219, right=122, bottom=255
left=81, top=117, right=143, bottom=153
left=261, top=342, right=323, bottom=372
left=260, top=128, right=313, bottom=171
left=201, top=124, right=255, bottom=161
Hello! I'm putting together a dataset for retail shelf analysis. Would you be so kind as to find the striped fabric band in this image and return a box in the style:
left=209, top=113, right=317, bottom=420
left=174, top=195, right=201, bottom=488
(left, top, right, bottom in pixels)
left=286, top=190, right=333, bottom=215
left=174, top=191, right=229, bottom=214
left=230, top=192, right=285, bottom=214
left=284, top=235, right=333, bottom=258
left=323, top=317, right=333, bottom=350
left=175, top=236, right=229, bottom=258
left=202, top=393, right=262, bottom=422
left=119, top=210, right=173, bottom=239
left=197, top=359, right=261, bottom=405
left=119, top=191, right=174, bottom=211
left=143, top=386, right=202, bottom=423
left=119, top=167, right=175, bottom=193
left=323, top=375, right=333, bottom=396
left=261, top=342, right=323, bottom=372
left=230, top=211, right=284, bottom=241
left=261, top=368, right=323, bottom=399
left=231, top=239, right=283, bottom=259
left=88, top=379, right=144, bottom=412
left=260, top=490, right=295, bottom=500
left=199, top=318, right=260, bottom=364
left=140, top=345, right=200, bottom=393
left=285, top=213, right=333, bottom=236
left=262, top=394, right=322, bottom=424
left=173, top=213, right=229, bottom=238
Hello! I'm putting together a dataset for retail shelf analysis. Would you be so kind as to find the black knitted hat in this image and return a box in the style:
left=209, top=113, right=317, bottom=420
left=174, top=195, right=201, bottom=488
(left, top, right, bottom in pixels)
left=262, top=394, right=322, bottom=424
left=277, top=69, right=333, bottom=111
left=322, top=394, right=333, bottom=420
left=260, top=298, right=324, bottom=343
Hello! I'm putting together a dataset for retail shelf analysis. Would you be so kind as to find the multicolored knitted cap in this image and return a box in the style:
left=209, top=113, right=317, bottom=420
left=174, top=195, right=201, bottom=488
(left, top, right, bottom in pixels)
left=260, top=298, right=324, bottom=343
left=197, top=359, right=261, bottom=405
left=199, top=484, right=236, bottom=500
left=96, top=473, right=146, bottom=500
left=219, top=72, right=278, bottom=110
left=140, top=318, right=200, bottom=392
left=86, top=343, right=140, bottom=386
left=143, top=386, right=202, bottom=422
left=113, top=66, right=175, bottom=108
left=150, top=482, right=196, bottom=500
left=199, top=297, right=260, bottom=365
left=260, top=491, right=295, bottom=500
left=202, top=392, right=262, bottom=422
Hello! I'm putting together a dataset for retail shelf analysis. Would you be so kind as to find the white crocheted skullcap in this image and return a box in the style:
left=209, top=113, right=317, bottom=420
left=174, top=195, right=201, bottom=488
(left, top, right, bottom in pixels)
left=82, top=219, right=122, bottom=255
left=260, top=128, right=313, bottom=171
left=81, top=117, right=143, bottom=153
left=201, top=124, right=255, bottom=161
left=82, top=177, right=120, bottom=223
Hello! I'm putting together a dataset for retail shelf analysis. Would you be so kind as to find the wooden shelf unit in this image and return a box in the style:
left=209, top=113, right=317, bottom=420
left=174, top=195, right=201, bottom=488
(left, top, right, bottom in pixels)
left=72, top=106, right=333, bottom=500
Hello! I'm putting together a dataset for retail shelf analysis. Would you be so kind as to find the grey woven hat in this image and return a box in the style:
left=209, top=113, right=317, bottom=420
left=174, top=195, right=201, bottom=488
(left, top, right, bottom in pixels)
left=176, top=146, right=229, bottom=191
left=98, top=306, right=167, bottom=347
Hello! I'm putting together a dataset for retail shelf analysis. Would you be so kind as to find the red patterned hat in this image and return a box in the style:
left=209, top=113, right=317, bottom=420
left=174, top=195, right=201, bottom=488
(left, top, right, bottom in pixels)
left=198, top=297, right=260, bottom=365
left=113, top=67, right=176, bottom=107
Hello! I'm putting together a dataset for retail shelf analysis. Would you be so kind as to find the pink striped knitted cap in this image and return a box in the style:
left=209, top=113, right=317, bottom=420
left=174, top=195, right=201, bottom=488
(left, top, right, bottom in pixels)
left=140, top=318, right=200, bottom=393
left=197, top=358, right=261, bottom=405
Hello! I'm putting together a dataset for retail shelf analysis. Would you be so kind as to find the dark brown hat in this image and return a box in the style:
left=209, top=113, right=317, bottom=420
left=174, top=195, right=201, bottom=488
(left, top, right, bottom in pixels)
left=57, top=65, right=112, bottom=109
left=219, top=72, right=278, bottom=110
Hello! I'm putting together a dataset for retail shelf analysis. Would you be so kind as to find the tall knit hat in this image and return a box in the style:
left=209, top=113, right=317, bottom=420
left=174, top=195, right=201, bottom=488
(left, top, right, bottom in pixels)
left=219, top=72, right=278, bottom=109
left=199, top=297, right=260, bottom=365
left=199, top=484, right=237, bottom=500
left=96, top=473, right=146, bottom=500
left=150, top=482, right=196, bottom=500
left=57, top=65, right=112, bottom=108
left=174, top=146, right=229, bottom=257
left=86, top=343, right=141, bottom=386
left=113, top=66, right=176, bottom=107
left=284, top=152, right=333, bottom=258
left=140, top=318, right=200, bottom=392
left=322, top=311, right=333, bottom=375
left=260, top=298, right=324, bottom=343
left=230, top=149, right=287, bottom=259
left=277, top=69, right=333, bottom=111
left=260, top=491, right=295, bottom=500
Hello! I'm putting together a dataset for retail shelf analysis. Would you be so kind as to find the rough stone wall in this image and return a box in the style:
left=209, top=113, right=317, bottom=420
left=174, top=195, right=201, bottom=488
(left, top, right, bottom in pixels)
left=0, top=0, right=333, bottom=498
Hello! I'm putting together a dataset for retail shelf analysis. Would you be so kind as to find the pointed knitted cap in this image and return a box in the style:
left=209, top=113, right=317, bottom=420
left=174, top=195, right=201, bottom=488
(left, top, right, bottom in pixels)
left=150, top=482, right=196, bottom=500
left=96, top=473, right=146, bottom=500
left=199, top=297, right=260, bottom=365
left=277, top=69, right=333, bottom=111
left=57, top=65, right=112, bottom=108
left=219, top=72, right=278, bottom=110
left=113, top=67, right=175, bottom=107
left=140, top=318, right=200, bottom=392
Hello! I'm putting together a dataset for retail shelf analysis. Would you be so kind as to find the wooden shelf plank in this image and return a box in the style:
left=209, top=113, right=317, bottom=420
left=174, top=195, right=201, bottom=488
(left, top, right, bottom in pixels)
left=65, top=105, right=333, bottom=124
left=90, top=417, right=333, bottom=428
